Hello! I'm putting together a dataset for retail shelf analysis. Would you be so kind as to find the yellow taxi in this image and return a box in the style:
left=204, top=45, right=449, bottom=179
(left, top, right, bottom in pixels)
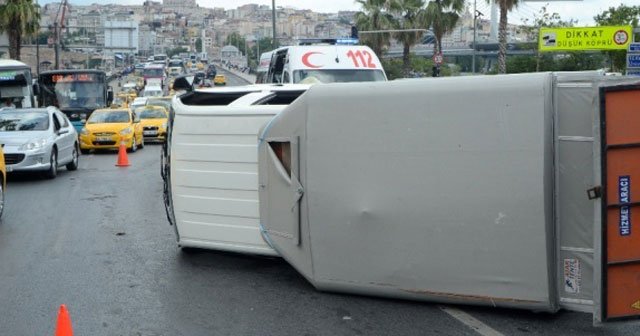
left=79, top=108, right=144, bottom=154
left=214, top=74, right=226, bottom=86
left=0, top=145, right=5, bottom=218
left=135, top=105, right=169, bottom=142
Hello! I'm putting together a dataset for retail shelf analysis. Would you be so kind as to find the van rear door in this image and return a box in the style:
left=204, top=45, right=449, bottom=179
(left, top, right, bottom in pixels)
left=595, top=84, right=640, bottom=323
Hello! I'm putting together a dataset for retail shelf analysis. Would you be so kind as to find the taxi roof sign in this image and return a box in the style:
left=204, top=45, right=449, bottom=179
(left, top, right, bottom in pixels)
left=539, top=26, right=632, bottom=52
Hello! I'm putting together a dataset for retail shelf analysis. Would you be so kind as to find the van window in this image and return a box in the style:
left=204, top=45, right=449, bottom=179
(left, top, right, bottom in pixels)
left=282, top=72, right=291, bottom=84
left=252, top=90, right=306, bottom=105
left=180, top=91, right=260, bottom=106
left=293, top=69, right=386, bottom=83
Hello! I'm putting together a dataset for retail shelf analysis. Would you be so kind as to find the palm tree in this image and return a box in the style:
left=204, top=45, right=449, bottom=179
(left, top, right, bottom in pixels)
left=388, top=0, right=426, bottom=75
left=355, top=0, right=395, bottom=57
left=0, top=0, right=40, bottom=60
left=489, top=0, right=519, bottom=73
left=424, top=0, right=465, bottom=55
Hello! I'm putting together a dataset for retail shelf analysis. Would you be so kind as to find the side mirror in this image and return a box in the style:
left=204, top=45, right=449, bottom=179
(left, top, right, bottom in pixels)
left=172, top=75, right=194, bottom=92
left=32, top=83, right=40, bottom=96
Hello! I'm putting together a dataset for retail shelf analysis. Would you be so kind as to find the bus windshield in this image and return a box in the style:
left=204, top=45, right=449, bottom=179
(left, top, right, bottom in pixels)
left=293, top=69, right=386, bottom=84
left=40, top=73, right=106, bottom=110
left=0, top=68, right=33, bottom=108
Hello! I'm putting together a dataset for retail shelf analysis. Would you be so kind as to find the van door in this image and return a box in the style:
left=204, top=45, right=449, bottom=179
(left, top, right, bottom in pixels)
left=595, top=84, right=640, bottom=323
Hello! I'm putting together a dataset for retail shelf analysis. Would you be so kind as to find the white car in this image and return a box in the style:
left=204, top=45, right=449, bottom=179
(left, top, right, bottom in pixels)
left=0, top=106, right=79, bottom=179
left=143, top=85, right=164, bottom=97
left=129, top=97, right=148, bottom=112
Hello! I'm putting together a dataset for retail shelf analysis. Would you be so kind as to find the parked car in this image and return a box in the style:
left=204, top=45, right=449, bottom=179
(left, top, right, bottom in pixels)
left=79, top=107, right=144, bottom=153
left=135, top=105, right=169, bottom=142
left=0, top=107, right=79, bottom=179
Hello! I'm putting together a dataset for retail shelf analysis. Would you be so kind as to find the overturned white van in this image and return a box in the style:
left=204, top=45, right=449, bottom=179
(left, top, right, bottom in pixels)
left=257, top=72, right=640, bottom=323
left=164, top=85, right=310, bottom=255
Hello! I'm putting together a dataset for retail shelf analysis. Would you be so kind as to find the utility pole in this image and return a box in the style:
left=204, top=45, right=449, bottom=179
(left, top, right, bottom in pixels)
left=36, top=0, right=40, bottom=75
left=271, top=0, right=277, bottom=49
left=54, top=21, right=60, bottom=69
left=472, top=0, right=476, bottom=74
left=472, top=1, right=483, bottom=74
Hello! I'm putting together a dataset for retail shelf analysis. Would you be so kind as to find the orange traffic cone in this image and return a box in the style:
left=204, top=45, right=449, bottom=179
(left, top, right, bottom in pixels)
left=54, top=304, right=73, bottom=336
left=115, top=137, right=130, bottom=167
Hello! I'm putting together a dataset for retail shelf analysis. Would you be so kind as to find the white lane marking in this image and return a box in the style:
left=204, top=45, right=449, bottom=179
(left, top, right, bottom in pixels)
left=439, top=306, right=505, bottom=336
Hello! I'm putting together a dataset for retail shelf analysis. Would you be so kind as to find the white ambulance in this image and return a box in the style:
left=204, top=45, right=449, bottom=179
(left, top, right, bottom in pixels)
left=265, top=43, right=387, bottom=84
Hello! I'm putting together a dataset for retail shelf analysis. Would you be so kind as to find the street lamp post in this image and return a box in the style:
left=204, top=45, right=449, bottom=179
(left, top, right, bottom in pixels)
left=472, top=1, right=484, bottom=74
left=271, top=0, right=276, bottom=49
left=472, top=0, right=476, bottom=74
left=36, top=0, right=40, bottom=75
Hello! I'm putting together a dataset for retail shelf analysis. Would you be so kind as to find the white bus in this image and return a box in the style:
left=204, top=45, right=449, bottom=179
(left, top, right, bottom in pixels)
left=0, top=60, right=37, bottom=108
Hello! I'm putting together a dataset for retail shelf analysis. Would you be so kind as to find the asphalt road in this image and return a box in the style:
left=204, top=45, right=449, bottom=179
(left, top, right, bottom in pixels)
left=215, top=67, right=252, bottom=86
left=0, top=72, right=639, bottom=335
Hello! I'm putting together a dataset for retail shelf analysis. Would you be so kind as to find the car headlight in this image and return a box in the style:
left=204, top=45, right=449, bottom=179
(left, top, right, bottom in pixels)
left=20, top=138, right=47, bottom=151
left=120, top=127, right=133, bottom=135
left=161, top=122, right=168, bottom=129
left=81, top=128, right=89, bottom=135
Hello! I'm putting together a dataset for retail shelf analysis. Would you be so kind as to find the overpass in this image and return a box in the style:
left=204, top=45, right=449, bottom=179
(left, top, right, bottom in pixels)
left=383, top=46, right=536, bottom=58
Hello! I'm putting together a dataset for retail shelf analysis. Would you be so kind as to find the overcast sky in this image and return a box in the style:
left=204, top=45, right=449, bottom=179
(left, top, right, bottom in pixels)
left=48, top=0, right=640, bottom=26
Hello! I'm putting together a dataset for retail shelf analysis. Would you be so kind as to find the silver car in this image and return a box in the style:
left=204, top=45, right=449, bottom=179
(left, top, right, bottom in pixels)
left=0, top=107, right=79, bottom=178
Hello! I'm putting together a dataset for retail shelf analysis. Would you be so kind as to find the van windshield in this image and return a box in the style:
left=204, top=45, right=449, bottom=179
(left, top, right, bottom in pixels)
left=293, top=69, right=386, bottom=84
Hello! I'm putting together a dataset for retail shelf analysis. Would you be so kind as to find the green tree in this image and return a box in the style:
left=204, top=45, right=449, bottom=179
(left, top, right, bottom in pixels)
left=388, top=0, right=427, bottom=75
left=195, top=38, right=203, bottom=53
left=424, top=0, right=465, bottom=55
left=488, top=0, right=519, bottom=73
left=355, top=0, right=395, bottom=56
left=0, top=0, right=40, bottom=60
left=594, top=4, right=640, bottom=72
left=167, top=46, right=188, bottom=58
left=521, top=5, right=575, bottom=71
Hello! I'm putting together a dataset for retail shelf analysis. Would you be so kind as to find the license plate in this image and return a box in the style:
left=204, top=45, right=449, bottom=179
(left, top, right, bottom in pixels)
left=96, top=136, right=112, bottom=142
left=144, top=131, right=157, bottom=136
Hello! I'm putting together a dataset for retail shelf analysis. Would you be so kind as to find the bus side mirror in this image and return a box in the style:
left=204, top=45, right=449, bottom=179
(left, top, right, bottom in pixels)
left=32, top=83, right=40, bottom=96
left=107, top=87, right=114, bottom=105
